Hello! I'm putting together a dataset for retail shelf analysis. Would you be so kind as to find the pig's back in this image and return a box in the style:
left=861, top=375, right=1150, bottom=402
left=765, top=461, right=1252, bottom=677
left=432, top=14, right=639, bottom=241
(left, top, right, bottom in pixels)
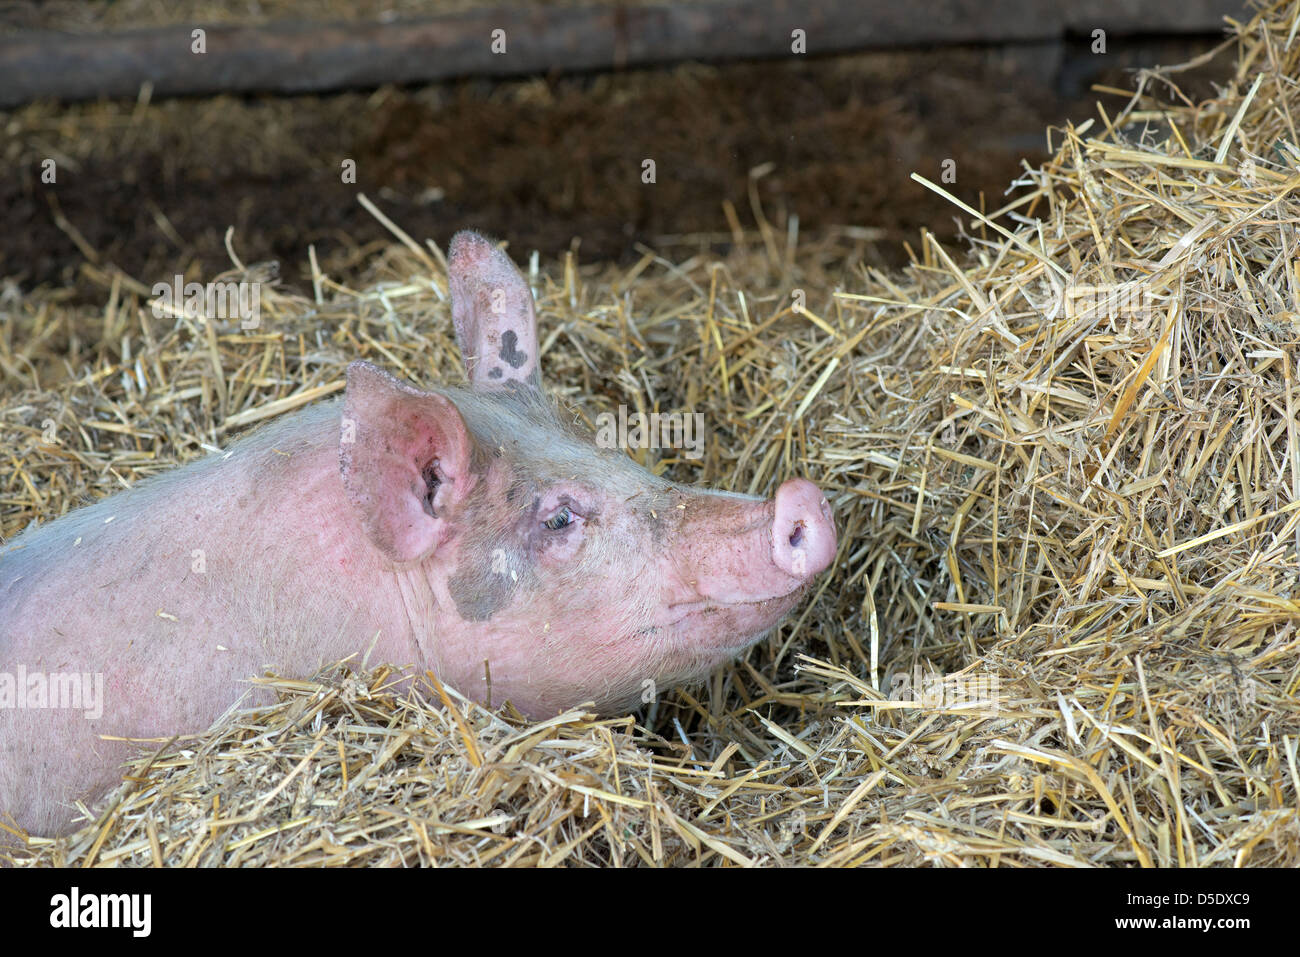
left=0, top=402, right=345, bottom=836
left=0, top=455, right=233, bottom=835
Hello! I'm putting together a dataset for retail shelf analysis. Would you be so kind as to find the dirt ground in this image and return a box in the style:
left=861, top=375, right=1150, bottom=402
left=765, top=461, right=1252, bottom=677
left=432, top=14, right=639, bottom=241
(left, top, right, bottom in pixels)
left=1, top=36, right=1229, bottom=306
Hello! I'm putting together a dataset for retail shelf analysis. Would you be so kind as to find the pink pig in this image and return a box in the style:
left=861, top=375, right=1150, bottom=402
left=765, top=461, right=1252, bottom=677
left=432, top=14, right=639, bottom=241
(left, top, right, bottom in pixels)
left=0, top=232, right=836, bottom=838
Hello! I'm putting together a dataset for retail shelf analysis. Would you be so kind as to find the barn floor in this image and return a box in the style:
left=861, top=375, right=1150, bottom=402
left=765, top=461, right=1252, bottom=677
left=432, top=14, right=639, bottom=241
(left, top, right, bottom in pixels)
left=2, top=37, right=1224, bottom=299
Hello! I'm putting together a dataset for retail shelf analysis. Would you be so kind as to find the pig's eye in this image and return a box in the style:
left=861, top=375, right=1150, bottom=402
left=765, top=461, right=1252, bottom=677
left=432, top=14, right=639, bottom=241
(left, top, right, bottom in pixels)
left=543, top=506, right=574, bottom=531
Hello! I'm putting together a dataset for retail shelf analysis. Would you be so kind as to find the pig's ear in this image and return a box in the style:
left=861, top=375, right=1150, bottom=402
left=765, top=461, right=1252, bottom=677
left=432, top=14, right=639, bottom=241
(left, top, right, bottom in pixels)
left=448, top=230, right=542, bottom=392
left=339, top=360, right=476, bottom=564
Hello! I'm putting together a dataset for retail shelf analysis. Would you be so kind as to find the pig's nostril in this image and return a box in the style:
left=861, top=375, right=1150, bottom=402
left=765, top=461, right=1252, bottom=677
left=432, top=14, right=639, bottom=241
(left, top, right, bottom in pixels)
left=772, top=478, right=837, bottom=578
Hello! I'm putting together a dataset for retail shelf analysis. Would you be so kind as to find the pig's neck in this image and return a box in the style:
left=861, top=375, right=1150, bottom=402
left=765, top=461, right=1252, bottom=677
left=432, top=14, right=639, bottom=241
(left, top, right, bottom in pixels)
left=188, top=403, right=419, bottom=677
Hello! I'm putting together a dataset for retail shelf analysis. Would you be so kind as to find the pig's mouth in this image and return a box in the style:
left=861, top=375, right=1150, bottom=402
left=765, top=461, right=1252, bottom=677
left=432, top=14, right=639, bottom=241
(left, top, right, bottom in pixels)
left=646, top=584, right=811, bottom=651
left=640, top=476, right=836, bottom=652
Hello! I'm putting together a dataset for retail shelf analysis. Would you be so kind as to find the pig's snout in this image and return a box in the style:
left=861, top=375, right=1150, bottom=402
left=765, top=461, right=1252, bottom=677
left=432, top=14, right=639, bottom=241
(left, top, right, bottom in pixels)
left=771, top=478, right=837, bottom=579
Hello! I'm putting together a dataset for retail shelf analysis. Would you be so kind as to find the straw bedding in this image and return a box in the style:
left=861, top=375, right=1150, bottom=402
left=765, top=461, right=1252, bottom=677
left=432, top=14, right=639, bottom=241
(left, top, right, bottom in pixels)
left=4, top=2, right=1300, bottom=866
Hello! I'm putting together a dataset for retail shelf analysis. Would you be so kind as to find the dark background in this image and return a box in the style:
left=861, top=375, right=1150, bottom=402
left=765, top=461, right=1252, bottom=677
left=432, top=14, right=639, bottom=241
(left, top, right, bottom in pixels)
left=0, top=5, right=1232, bottom=301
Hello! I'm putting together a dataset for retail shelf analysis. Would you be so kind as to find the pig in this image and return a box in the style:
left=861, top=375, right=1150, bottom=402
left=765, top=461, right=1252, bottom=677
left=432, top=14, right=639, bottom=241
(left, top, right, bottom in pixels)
left=0, top=231, right=837, bottom=839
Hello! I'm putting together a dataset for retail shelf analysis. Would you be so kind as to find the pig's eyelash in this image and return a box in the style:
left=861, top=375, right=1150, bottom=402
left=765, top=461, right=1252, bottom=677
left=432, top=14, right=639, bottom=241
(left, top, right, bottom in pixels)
left=542, top=506, right=575, bottom=531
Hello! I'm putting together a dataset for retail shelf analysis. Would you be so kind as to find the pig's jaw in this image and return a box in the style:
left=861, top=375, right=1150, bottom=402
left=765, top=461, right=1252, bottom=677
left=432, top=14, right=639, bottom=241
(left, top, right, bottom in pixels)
left=641, top=584, right=809, bottom=659
left=666, top=589, right=807, bottom=636
left=648, top=478, right=837, bottom=652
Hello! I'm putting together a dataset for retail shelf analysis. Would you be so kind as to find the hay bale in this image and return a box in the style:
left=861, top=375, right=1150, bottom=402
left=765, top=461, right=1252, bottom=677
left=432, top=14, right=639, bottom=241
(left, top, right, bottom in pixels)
left=5, top=1, right=1300, bottom=867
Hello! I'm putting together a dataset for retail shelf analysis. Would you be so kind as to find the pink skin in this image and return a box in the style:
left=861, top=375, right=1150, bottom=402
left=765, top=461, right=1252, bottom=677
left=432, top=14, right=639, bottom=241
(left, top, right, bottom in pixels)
left=0, top=231, right=837, bottom=838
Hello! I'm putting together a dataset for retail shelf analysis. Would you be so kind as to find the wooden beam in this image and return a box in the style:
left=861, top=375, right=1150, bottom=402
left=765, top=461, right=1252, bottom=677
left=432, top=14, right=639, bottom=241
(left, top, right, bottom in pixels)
left=0, top=0, right=1246, bottom=108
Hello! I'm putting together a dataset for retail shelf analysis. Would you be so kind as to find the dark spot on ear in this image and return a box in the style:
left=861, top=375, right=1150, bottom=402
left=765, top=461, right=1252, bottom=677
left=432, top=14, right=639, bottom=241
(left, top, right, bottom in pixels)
left=500, top=376, right=541, bottom=399
left=499, top=330, right=528, bottom=369
left=488, top=367, right=503, bottom=379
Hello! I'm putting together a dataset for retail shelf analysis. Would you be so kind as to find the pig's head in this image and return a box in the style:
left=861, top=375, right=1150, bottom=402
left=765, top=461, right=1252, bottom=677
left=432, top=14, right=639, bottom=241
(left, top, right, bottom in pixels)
left=339, top=231, right=837, bottom=716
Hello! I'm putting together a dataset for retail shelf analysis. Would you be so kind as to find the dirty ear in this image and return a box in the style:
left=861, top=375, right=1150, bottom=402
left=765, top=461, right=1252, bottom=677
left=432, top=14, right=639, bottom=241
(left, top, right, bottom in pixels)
left=448, top=230, right=541, bottom=391
left=339, top=360, right=476, bottom=563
